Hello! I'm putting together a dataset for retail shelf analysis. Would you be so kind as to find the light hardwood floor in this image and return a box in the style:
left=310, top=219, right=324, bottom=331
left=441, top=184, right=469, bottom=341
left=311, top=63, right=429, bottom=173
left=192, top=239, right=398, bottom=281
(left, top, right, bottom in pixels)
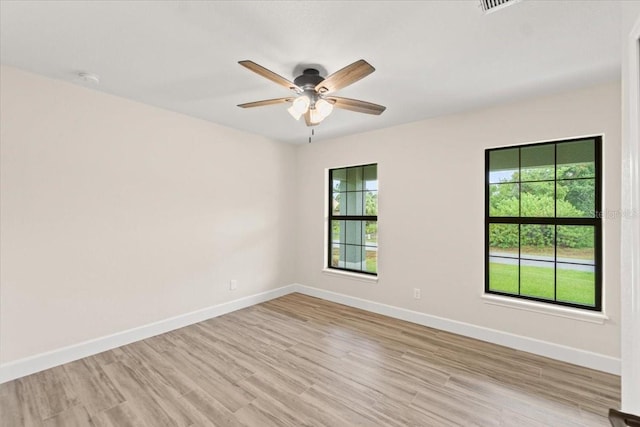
left=0, top=293, right=620, bottom=426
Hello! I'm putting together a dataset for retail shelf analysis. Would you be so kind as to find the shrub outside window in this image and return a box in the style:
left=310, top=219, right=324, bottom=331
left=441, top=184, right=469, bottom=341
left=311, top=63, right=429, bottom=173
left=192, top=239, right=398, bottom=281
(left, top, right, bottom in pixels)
left=485, top=137, right=602, bottom=311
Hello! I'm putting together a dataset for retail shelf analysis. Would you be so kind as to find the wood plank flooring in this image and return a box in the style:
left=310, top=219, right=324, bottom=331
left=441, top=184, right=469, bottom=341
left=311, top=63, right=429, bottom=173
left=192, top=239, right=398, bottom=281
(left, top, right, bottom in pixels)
left=0, top=293, right=620, bottom=426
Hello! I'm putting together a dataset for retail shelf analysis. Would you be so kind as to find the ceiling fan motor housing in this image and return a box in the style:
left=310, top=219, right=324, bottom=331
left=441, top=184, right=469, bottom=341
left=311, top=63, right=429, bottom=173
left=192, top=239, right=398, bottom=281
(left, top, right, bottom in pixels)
left=294, top=69, right=325, bottom=90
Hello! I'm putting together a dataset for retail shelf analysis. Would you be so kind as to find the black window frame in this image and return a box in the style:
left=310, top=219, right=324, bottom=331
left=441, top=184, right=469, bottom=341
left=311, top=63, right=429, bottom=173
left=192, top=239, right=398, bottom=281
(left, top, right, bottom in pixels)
left=484, top=136, right=603, bottom=311
left=328, top=163, right=378, bottom=276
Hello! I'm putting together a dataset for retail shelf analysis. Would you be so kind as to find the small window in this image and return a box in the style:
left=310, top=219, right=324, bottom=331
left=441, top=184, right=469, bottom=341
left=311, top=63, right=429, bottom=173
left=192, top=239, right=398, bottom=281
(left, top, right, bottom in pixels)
left=485, top=137, right=602, bottom=310
left=328, top=164, right=377, bottom=275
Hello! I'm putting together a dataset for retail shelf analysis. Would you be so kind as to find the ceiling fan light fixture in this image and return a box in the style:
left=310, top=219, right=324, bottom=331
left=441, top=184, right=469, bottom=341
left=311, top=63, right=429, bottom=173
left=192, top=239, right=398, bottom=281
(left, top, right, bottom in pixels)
left=315, top=98, right=334, bottom=118
left=309, top=107, right=327, bottom=125
left=287, top=95, right=310, bottom=120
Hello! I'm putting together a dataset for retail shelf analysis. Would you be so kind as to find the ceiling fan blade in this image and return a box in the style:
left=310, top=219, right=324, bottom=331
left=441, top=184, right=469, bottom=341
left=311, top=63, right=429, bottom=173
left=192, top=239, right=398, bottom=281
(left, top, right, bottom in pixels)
left=315, top=60, right=375, bottom=94
left=238, top=60, right=301, bottom=92
left=237, top=97, right=294, bottom=108
left=328, top=96, right=386, bottom=115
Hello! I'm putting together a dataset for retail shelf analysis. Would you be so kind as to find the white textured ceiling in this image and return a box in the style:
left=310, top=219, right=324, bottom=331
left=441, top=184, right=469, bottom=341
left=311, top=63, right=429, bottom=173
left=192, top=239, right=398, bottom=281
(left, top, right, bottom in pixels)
left=0, top=1, right=626, bottom=144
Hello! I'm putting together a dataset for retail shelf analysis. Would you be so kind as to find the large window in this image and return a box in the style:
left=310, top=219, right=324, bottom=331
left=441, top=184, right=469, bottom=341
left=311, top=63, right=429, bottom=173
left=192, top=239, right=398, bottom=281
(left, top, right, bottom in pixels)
left=485, top=137, right=602, bottom=310
left=328, top=164, right=378, bottom=275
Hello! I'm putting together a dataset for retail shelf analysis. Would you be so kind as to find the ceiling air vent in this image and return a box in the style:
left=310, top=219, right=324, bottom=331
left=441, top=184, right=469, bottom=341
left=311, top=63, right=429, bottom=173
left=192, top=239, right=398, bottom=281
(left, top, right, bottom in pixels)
left=479, top=0, right=521, bottom=14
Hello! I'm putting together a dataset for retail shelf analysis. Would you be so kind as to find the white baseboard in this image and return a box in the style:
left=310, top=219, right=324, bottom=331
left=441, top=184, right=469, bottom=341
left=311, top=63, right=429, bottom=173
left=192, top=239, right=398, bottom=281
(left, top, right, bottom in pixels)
left=1, top=282, right=620, bottom=384
left=291, top=284, right=621, bottom=375
left=0, top=284, right=295, bottom=384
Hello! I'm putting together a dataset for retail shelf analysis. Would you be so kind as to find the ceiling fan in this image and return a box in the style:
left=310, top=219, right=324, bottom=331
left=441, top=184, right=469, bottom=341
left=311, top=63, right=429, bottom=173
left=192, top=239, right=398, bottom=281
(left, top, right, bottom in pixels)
left=237, top=59, right=386, bottom=126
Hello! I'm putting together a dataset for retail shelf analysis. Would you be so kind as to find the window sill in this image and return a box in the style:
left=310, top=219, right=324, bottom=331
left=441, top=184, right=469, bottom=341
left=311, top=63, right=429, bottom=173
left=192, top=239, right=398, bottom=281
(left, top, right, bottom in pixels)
left=322, top=268, right=378, bottom=283
left=481, top=294, right=608, bottom=324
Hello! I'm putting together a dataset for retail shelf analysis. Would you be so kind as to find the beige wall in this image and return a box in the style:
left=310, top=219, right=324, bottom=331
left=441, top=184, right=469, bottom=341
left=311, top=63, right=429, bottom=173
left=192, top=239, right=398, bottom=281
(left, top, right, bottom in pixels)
left=295, top=81, right=622, bottom=357
left=0, top=66, right=297, bottom=364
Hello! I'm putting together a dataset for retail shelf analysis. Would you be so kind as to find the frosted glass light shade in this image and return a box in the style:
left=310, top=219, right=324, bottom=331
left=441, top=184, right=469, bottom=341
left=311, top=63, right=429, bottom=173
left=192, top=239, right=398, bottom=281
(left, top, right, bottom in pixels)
left=315, top=98, right=334, bottom=117
left=310, top=108, right=325, bottom=124
left=287, top=96, right=310, bottom=120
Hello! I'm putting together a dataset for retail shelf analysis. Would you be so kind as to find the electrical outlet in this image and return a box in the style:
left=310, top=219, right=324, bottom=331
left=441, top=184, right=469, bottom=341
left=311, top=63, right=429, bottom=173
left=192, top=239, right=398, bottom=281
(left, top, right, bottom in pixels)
left=229, top=279, right=237, bottom=291
left=413, top=288, right=421, bottom=299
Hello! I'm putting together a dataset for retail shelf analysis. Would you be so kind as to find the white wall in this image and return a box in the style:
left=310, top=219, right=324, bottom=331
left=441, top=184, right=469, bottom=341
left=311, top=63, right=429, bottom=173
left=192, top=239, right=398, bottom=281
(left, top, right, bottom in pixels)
left=295, top=81, right=622, bottom=359
left=620, top=1, right=640, bottom=414
left=0, top=65, right=297, bottom=365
